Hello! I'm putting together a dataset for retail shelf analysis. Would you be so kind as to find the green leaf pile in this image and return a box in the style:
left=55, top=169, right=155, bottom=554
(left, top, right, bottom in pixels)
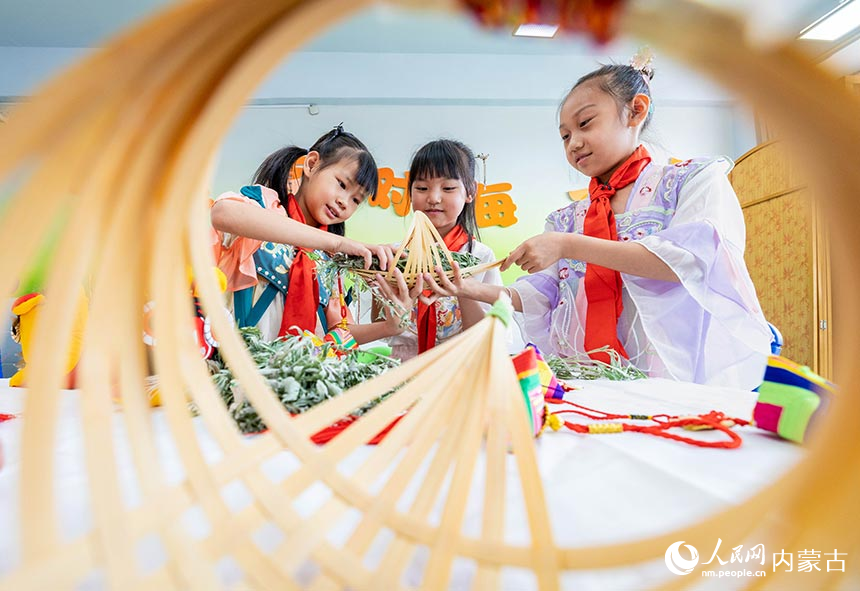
left=329, top=246, right=481, bottom=274
left=210, top=328, right=400, bottom=434
left=546, top=347, right=647, bottom=381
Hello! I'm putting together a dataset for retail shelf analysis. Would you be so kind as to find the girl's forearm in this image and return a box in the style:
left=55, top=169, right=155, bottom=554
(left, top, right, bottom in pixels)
left=457, top=297, right=486, bottom=329
left=459, top=281, right=524, bottom=312
left=347, top=320, right=401, bottom=345
left=211, top=200, right=339, bottom=252
left=561, top=233, right=679, bottom=282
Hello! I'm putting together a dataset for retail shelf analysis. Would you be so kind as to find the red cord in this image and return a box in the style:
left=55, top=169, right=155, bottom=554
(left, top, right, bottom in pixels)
left=548, top=399, right=751, bottom=449
left=243, top=412, right=405, bottom=445
left=548, top=398, right=666, bottom=421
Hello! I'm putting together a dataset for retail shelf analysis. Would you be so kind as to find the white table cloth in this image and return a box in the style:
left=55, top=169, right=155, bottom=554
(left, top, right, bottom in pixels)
left=0, top=377, right=804, bottom=590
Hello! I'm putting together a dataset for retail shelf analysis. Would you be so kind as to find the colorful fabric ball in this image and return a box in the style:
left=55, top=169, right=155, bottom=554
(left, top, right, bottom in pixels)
left=753, top=355, right=836, bottom=443
left=512, top=347, right=547, bottom=437
left=526, top=343, right=566, bottom=400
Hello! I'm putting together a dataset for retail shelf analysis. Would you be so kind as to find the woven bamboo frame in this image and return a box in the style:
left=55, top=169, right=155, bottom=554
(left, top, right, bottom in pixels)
left=0, top=0, right=858, bottom=589
left=349, top=210, right=503, bottom=287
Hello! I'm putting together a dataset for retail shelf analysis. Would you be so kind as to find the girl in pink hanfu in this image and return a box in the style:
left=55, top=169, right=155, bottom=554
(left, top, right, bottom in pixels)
left=211, top=127, right=412, bottom=344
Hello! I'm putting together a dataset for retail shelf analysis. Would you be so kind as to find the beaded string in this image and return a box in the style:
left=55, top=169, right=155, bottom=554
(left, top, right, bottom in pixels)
left=543, top=399, right=752, bottom=449
left=336, top=272, right=348, bottom=329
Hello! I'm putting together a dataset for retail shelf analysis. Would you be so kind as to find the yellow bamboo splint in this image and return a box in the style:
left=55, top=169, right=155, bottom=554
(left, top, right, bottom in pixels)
left=349, top=210, right=503, bottom=288
left=0, top=0, right=859, bottom=590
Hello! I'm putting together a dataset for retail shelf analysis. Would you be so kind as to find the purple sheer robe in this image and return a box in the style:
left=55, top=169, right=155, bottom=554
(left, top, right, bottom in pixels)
left=511, top=157, right=771, bottom=390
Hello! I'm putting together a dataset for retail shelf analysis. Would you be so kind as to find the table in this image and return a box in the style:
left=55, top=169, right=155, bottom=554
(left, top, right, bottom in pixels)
left=0, top=378, right=804, bottom=590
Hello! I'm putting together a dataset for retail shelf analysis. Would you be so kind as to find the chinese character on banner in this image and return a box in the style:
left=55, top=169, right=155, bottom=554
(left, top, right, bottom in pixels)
left=827, top=550, right=847, bottom=572
left=369, top=169, right=519, bottom=228
left=746, top=544, right=765, bottom=565
left=730, top=545, right=744, bottom=563
left=475, top=182, right=518, bottom=228
left=371, top=168, right=411, bottom=217
left=798, top=550, right=822, bottom=572
left=773, top=550, right=793, bottom=572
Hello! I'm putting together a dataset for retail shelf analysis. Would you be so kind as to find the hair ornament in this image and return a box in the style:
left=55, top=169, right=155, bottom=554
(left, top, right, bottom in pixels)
left=629, top=46, right=655, bottom=80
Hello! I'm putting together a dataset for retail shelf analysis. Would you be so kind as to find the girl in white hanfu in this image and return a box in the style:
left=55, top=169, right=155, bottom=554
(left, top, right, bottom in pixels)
left=421, top=59, right=771, bottom=390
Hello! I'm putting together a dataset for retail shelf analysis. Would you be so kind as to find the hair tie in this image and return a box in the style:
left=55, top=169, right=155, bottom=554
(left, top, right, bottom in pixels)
left=332, top=123, right=344, bottom=137
left=487, top=295, right=513, bottom=328
left=629, top=46, right=655, bottom=83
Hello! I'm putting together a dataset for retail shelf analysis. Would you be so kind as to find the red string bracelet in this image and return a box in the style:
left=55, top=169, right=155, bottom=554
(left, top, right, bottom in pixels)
left=544, top=399, right=751, bottom=449
left=336, top=273, right=348, bottom=329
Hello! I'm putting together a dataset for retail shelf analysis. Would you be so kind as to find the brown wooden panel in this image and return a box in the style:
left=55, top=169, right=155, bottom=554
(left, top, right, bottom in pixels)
left=742, top=190, right=815, bottom=366
left=730, top=142, right=807, bottom=207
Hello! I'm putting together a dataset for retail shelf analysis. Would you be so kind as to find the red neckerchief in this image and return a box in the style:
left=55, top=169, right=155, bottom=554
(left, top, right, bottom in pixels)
left=416, top=224, right=470, bottom=353
left=583, top=145, right=651, bottom=363
left=278, top=195, right=327, bottom=336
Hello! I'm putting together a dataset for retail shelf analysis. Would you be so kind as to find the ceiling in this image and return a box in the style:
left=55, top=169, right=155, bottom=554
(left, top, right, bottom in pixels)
left=0, top=0, right=176, bottom=48
left=0, top=2, right=629, bottom=54
left=0, top=1, right=856, bottom=72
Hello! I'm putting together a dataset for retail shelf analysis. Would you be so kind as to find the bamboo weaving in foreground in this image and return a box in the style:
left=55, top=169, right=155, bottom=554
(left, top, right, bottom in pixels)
left=0, top=0, right=859, bottom=589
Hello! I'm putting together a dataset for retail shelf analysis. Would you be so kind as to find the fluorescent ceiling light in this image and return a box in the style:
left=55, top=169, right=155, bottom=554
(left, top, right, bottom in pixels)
left=514, top=23, right=559, bottom=38
left=800, top=0, right=860, bottom=41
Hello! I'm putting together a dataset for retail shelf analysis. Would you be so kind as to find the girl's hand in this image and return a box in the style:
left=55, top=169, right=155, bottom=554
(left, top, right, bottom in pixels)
left=333, top=237, right=394, bottom=271
left=421, top=262, right=473, bottom=303
left=373, top=268, right=423, bottom=335
left=501, top=233, right=567, bottom=273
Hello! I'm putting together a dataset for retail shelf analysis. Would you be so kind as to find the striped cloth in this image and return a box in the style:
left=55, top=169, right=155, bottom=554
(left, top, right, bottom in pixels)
left=512, top=347, right=546, bottom=437
left=753, top=355, right=836, bottom=443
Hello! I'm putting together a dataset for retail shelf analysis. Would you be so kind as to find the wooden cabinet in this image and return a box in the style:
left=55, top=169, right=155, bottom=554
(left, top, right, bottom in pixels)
left=729, top=141, right=832, bottom=378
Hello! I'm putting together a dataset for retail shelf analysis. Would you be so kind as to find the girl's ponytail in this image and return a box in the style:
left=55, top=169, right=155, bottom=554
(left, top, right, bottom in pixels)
left=563, top=62, right=656, bottom=132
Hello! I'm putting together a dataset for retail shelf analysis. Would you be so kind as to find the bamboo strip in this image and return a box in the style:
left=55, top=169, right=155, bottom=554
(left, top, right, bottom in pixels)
left=0, top=542, right=94, bottom=590
left=362, top=210, right=488, bottom=288
left=349, top=258, right=503, bottom=288
left=294, top=327, right=483, bottom=436
left=369, top=364, right=479, bottom=589
left=341, top=359, right=478, bottom=589
left=472, top=334, right=512, bottom=590
left=79, top=339, right=138, bottom=588
left=290, top=362, right=475, bottom=586
left=19, top=111, right=126, bottom=563
left=501, top=348, right=560, bottom=589
left=249, top=363, right=467, bottom=578
left=0, top=0, right=211, bottom=179
left=144, top=2, right=380, bottom=588
left=262, top=330, right=488, bottom=537
left=68, top=15, right=253, bottom=581
left=420, top=377, right=488, bottom=589
left=117, top=1, right=310, bottom=582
